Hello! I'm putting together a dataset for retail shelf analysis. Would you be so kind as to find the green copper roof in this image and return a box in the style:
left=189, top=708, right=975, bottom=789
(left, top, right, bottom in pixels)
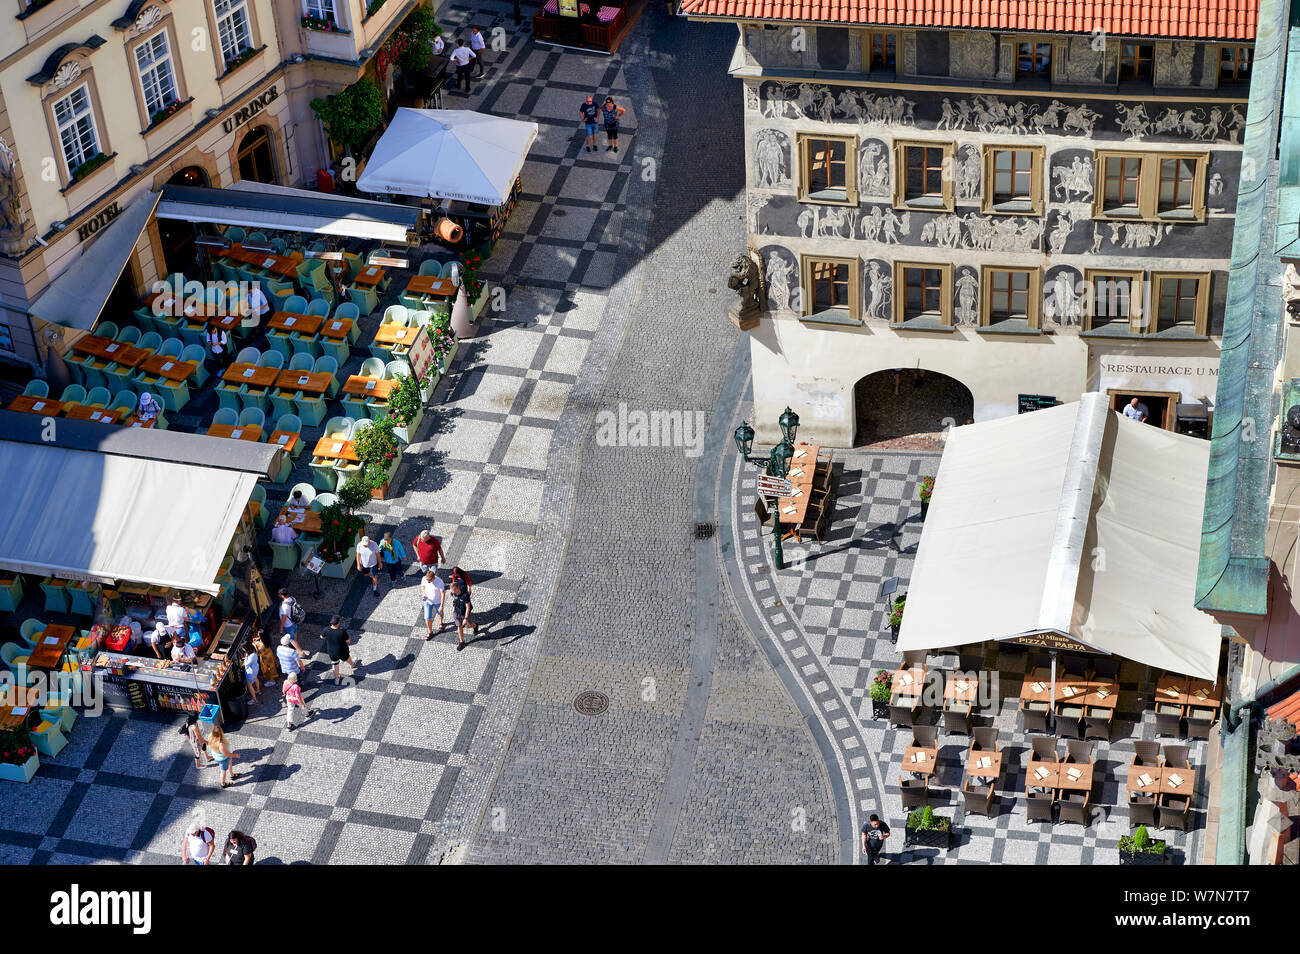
left=1196, top=0, right=1291, bottom=616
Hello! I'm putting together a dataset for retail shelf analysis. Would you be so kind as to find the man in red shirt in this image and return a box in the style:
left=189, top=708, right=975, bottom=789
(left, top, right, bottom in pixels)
left=413, top=529, right=445, bottom=575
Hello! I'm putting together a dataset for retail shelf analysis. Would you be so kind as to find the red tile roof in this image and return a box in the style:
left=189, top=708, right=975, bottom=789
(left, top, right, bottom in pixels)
left=680, top=0, right=1258, bottom=41
left=1267, top=689, right=1300, bottom=730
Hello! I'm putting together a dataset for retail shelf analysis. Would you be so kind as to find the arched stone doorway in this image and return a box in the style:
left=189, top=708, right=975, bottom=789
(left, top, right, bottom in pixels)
left=159, top=166, right=210, bottom=277
left=236, top=126, right=276, bottom=183
left=853, top=369, right=974, bottom=449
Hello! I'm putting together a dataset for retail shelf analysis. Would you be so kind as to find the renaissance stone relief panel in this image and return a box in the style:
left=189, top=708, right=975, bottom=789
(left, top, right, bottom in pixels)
left=760, top=244, right=800, bottom=315
left=1043, top=265, right=1084, bottom=327
left=952, top=266, right=978, bottom=327
left=753, top=128, right=791, bottom=189
left=863, top=258, right=892, bottom=320
left=857, top=138, right=891, bottom=197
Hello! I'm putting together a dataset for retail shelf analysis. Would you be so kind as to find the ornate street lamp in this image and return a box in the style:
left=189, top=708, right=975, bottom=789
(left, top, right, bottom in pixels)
left=733, top=421, right=755, bottom=460
left=779, top=407, right=800, bottom=445
left=733, top=419, right=799, bottom=569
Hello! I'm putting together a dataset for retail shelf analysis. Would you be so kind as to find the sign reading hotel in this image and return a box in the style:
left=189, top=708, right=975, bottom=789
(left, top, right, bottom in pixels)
left=78, top=201, right=122, bottom=242
left=559, top=0, right=579, bottom=16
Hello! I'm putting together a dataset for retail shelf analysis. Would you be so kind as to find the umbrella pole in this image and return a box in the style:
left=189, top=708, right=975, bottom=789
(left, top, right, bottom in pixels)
left=1049, top=649, right=1057, bottom=732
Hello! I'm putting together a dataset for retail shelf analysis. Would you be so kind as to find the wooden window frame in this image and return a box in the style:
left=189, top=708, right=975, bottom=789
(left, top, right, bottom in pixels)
left=893, top=139, right=955, bottom=212
left=863, top=31, right=898, bottom=72
left=1219, top=45, right=1252, bottom=82
left=1092, top=149, right=1207, bottom=222
left=127, top=17, right=190, bottom=132
left=979, top=265, right=1041, bottom=330
left=891, top=260, right=953, bottom=326
left=796, top=132, right=859, bottom=206
left=1014, top=38, right=1054, bottom=79
left=800, top=255, right=861, bottom=322
left=981, top=144, right=1044, bottom=215
left=1149, top=271, right=1210, bottom=336
left=1082, top=268, right=1145, bottom=332
left=1119, top=43, right=1154, bottom=80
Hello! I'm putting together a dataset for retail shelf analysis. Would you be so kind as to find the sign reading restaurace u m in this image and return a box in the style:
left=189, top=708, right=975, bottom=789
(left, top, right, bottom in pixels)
left=222, top=85, right=279, bottom=135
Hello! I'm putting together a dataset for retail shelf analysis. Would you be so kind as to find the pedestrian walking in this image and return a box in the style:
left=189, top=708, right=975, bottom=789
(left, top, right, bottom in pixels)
left=181, top=820, right=216, bottom=865
left=601, top=96, right=626, bottom=153
left=861, top=814, right=891, bottom=865
left=448, top=569, right=476, bottom=652
left=205, top=326, right=231, bottom=371
left=223, top=830, right=257, bottom=865
left=180, top=713, right=212, bottom=770
left=283, top=674, right=317, bottom=730
left=206, top=725, right=243, bottom=788
left=431, top=31, right=446, bottom=57
left=379, top=531, right=407, bottom=584
left=412, top=528, right=444, bottom=576
left=242, top=645, right=261, bottom=706
left=356, top=535, right=381, bottom=596
left=275, top=634, right=303, bottom=688
left=278, top=588, right=306, bottom=651
left=469, top=26, right=487, bottom=76
left=579, top=95, right=600, bottom=152
left=321, top=615, right=361, bottom=684
left=449, top=39, right=475, bottom=93
left=420, top=570, right=445, bottom=640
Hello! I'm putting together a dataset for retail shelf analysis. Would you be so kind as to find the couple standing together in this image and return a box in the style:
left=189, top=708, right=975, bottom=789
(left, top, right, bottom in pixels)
left=579, top=95, right=626, bottom=153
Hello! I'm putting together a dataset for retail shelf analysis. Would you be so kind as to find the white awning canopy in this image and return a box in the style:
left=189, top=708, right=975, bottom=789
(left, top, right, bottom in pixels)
left=356, top=108, right=538, bottom=206
left=0, top=437, right=258, bottom=594
left=156, top=182, right=420, bottom=243
left=899, top=393, right=1222, bottom=680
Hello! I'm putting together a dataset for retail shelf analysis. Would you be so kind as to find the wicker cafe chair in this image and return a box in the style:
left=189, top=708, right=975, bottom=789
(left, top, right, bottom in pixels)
left=1158, top=795, right=1190, bottom=831
left=900, top=777, right=929, bottom=808
left=1133, top=740, right=1160, bottom=766
left=1128, top=795, right=1157, bottom=827
left=1021, top=703, right=1050, bottom=734
left=911, top=724, right=938, bottom=748
left=1058, top=791, right=1091, bottom=826
left=1031, top=736, right=1059, bottom=763
left=1026, top=790, right=1055, bottom=822
left=962, top=777, right=995, bottom=816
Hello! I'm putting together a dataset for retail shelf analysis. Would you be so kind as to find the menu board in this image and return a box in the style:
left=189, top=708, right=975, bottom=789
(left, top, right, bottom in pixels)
left=559, top=0, right=579, bottom=15
left=406, top=325, right=436, bottom=382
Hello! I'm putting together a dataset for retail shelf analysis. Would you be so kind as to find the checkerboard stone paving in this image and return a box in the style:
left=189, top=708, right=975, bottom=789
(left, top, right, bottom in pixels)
left=734, top=447, right=1207, bottom=864
left=0, top=1, right=650, bottom=865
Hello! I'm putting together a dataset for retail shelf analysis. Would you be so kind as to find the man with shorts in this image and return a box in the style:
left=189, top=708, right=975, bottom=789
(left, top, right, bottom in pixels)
left=579, top=95, right=599, bottom=153
left=413, top=528, right=445, bottom=576
left=321, top=615, right=360, bottom=684
left=278, top=588, right=306, bottom=654
left=420, top=570, right=445, bottom=640
left=356, top=536, right=382, bottom=596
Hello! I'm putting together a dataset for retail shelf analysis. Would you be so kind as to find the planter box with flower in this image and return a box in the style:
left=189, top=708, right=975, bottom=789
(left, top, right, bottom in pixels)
left=0, top=726, right=39, bottom=783
left=903, top=805, right=953, bottom=850
left=69, top=152, right=110, bottom=185
left=314, top=500, right=365, bottom=580
left=869, top=669, right=892, bottom=720
left=461, top=252, right=488, bottom=323
left=387, top=371, right=430, bottom=443
left=918, top=476, right=934, bottom=519
left=223, top=45, right=261, bottom=76
left=1118, top=825, right=1168, bottom=865
left=888, top=594, right=906, bottom=639
left=429, top=311, right=457, bottom=385
left=302, top=14, right=347, bottom=31
left=148, top=98, right=190, bottom=130
left=354, top=417, right=403, bottom=500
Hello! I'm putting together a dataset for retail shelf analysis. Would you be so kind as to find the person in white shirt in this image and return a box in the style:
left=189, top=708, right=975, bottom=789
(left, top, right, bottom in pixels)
left=469, top=26, right=487, bottom=77
left=136, top=393, right=162, bottom=423
left=449, top=39, right=475, bottom=93
left=419, top=570, right=446, bottom=640
left=287, top=490, right=307, bottom=513
left=206, top=327, right=230, bottom=370
left=241, top=284, right=271, bottom=330
left=243, top=647, right=261, bottom=705
left=431, top=32, right=445, bottom=56
left=1122, top=397, right=1149, bottom=423
left=356, top=535, right=381, bottom=596
left=171, top=637, right=196, bottom=663
left=165, top=596, right=189, bottom=640
left=277, top=588, right=305, bottom=653
left=271, top=519, right=298, bottom=545
left=145, top=621, right=167, bottom=659
left=118, top=615, right=144, bottom=648
left=275, top=634, right=302, bottom=684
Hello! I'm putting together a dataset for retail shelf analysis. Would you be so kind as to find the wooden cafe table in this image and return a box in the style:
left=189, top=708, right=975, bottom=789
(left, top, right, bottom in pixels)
left=123, top=414, right=157, bottom=429
left=353, top=264, right=387, bottom=288
left=373, top=323, right=419, bottom=348
left=1026, top=759, right=1060, bottom=792
left=1157, top=765, right=1194, bottom=798
left=775, top=442, right=819, bottom=537
left=207, top=423, right=263, bottom=442
left=318, top=317, right=354, bottom=341
left=1183, top=679, right=1222, bottom=711
left=312, top=435, right=358, bottom=462
left=223, top=363, right=281, bottom=389
left=966, top=746, right=1002, bottom=780
left=891, top=665, right=926, bottom=698
left=222, top=244, right=300, bottom=279
left=268, top=312, right=324, bottom=335
left=405, top=275, right=457, bottom=298
left=343, top=375, right=398, bottom=400
left=1155, top=674, right=1190, bottom=706
left=0, top=703, right=37, bottom=732
left=279, top=504, right=322, bottom=535
left=71, top=336, right=151, bottom=369
left=27, top=623, right=77, bottom=671
left=1020, top=668, right=1060, bottom=706
left=945, top=672, right=978, bottom=708
left=1079, top=678, right=1121, bottom=710
left=140, top=354, right=200, bottom=383
left=275, top=369, right=333, bottom=396
left=1127, top=763, right=1165, bottom=797
left=268, top=430, right=300, bottom=455
left=903, top=743, right=939, bottom=777
left=64, top=405, right=125, bottom=424
left=7, top=395, right=65, bottom=416
left=1056, top=761, right=1094, bottom=793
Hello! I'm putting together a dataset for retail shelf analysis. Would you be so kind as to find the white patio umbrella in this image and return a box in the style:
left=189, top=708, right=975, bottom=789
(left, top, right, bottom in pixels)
left=356, top=108, right=539, bottom=206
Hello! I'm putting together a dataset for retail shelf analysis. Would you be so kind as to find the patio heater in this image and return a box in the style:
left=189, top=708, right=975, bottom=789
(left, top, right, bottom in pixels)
left=733, top=408, right=799, bottom=570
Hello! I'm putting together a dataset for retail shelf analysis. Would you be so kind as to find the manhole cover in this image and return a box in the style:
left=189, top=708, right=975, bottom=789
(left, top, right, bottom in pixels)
left=574, top=691, right=609, bottom=716
left=694, top=522, right=716, bottom=540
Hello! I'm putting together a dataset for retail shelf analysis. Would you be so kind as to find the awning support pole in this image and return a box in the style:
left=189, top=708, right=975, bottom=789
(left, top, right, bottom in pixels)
left=1049, top=648, right=1057, bottom=732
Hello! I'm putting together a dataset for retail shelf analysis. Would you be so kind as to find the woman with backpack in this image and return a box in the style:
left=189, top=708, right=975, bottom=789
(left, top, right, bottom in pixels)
left=448, top=566, right=476, bottom=652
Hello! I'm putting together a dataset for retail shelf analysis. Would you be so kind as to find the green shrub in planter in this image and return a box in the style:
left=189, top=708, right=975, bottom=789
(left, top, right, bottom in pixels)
left=1118, top=825, right=1167, bottom=865
left=869, top=669, right=892, bottom=718
left=889, top=594, right=906, bottom=635
left=904, top=805, right=953, bottom=848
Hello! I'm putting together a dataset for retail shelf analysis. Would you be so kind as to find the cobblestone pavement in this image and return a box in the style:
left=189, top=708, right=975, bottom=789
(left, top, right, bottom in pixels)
left=723, top=444, right=1208, bottom=864
left=0, top=5, right=837, bottom=865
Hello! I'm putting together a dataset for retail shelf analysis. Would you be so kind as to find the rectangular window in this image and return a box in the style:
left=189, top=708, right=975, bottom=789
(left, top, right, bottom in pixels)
left=1154, top=274, right=1206, bottom=333
left=982, top=145, right=1044, bottom=214
left=1120, top=43, right=1153, bottom=79
left=135, top=31, right=178, bottom=119
left=800, top=256, right=860, bottom=322
left=304, top=0, right=336, bottom=22
left=0, top=323, right=13, bottom=354
left=1017, top=41, right=1052, bottom=77
left=981, top=266, right=1040, bottom=330
left=1084, top=270, right=1143, bottom=333
left=894, top=140, right=954, bottom=210
left=1220, top=46, right=1252, bottom=82
left=213, top=0, right=254, bottom=65
left=864, top=32, right=896, bottom=71
left=52, top=84, right=100, bottom=177
left=892, top=262, right=952, bottom=326
left=1094, top=150, right=1207, bottom=221
left=797, top=133, right=857, bottom=204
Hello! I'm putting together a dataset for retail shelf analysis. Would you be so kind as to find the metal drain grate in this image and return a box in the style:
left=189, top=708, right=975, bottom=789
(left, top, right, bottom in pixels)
left=694, top=522, right=716, bottom=540
left=574, top=691, right=609, bottom=716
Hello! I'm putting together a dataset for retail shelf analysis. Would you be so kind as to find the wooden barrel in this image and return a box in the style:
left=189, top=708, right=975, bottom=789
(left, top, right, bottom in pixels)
left=433, top=218, right=463, bottom=243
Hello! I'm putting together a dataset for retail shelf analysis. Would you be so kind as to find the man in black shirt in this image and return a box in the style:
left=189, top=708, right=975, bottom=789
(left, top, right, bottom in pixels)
left=579, top=95, right=600, bottom=153
left=321, top=615, right=361, bottom=685
left=861, top=814, right=891, bottom=865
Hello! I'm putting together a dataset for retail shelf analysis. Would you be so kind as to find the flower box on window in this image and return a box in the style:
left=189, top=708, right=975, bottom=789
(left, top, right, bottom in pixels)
left=69, top=152, right=110, bottom=184
left=148, top=98, right=189, bottom=129
left=223, top=46, right=259, bottom=74
left=301, top=14, right=347, bottom=32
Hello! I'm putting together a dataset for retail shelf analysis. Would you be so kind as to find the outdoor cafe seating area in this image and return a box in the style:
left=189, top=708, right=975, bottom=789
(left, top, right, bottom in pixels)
left=754, top=442, right=838, bottom=544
